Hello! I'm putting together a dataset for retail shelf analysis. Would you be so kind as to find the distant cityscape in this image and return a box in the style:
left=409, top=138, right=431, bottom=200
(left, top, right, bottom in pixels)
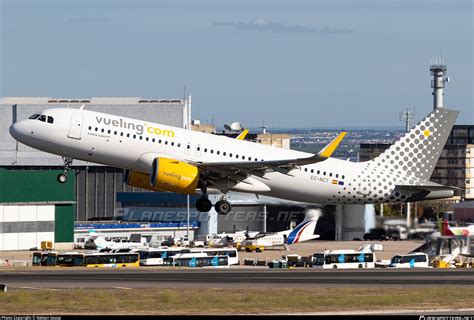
left=251, top=127, right=406, bottom=161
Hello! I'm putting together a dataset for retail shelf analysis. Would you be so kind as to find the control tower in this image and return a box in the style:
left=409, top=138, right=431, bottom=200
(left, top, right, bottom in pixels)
left=430, top=61, right=448, bottom=109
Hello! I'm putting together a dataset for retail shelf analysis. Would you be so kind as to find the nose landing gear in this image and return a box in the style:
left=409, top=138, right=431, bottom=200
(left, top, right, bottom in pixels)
left=57, top=157, right=73, bottom=183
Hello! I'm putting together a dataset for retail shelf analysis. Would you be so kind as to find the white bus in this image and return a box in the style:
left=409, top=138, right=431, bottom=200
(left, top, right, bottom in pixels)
left=389, top=253, right=429, bottom=268
left=172, top=254, right=230, bottom=268
left=138, top=247, right=239, bottom=266
left=312, top=250, right=375, bottom=269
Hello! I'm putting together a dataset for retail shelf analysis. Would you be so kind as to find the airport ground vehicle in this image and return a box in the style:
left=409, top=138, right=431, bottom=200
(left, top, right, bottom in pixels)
left=172, top=254, right=230, bottom=268
left=363, top=228, right=390, bottom=241
left=245, top=242, right=265, bottom=252
left=389, top=253, right=429, bottom=268
left=312, top=250, right=375, bottom=269
left=32, top=252, right=140, bottom=267
left=83, top=252, right=139, bottom=267
left=57, top=252, right=86, bottom=267
left=32, top=252, right=48, bottom=266
left=138, top=247, right=238, bottom=266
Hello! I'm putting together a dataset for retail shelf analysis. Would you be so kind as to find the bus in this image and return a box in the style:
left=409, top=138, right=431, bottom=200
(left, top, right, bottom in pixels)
left=32, top=252, right=48, bottom=266
left=389, top=253, right=429, bottom=268
left=138, top=247, right=239, bottom=266
left=312, top=250, right=375, bottom=269
left=172, top=254, right=230, bottom=268
left=57, top=252, right=86, bottom=267
left=84, top=252, right=139, bottom=267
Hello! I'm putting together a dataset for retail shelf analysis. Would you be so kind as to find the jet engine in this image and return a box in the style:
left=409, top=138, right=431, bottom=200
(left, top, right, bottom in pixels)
left=150, top=158, right=199, bottom=194
left=124, top=170, right=160, bottom=191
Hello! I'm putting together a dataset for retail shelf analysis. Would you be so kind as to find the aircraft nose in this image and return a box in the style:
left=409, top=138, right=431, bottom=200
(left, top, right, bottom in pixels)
left=9, top=120, right=27, bottom=141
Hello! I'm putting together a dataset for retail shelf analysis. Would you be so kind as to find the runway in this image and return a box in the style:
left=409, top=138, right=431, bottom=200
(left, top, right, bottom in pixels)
left=1, top=268, right=473, bottom=289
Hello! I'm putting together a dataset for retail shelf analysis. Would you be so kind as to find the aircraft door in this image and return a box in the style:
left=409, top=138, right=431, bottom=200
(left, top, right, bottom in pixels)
left=68, top=113, right=83, bottom=140
left=356, top=168, right=372, bottom=196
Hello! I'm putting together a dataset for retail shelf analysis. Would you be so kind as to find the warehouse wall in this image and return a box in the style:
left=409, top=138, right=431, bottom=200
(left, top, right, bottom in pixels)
left=0, top=167, right=75, bottom=246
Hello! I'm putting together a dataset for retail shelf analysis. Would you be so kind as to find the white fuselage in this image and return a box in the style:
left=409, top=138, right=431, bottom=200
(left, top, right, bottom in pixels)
left=10, top=107, right=415, bottom=205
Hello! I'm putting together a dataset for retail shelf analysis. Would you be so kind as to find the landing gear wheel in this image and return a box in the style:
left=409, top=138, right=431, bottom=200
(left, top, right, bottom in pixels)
left=57, top=156, right=73, bottom=184
left=215, top=200, right=232, bottom=215
left=195, top=198, right=212, bottom=212
left=57, top=173, right=68, bottom=183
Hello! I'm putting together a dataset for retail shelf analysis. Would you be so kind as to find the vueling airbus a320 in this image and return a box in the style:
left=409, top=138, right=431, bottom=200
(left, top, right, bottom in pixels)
left=9, top=105, right=458, bottom=214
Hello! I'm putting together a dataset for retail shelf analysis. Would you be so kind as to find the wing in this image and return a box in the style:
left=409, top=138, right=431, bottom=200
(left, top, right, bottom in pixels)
left=196, top=132, right=346, bottom=172
left=194, top=132, right=346, bottom=189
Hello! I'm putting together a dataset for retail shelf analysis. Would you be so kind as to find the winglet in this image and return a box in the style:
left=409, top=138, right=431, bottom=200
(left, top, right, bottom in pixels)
left=236, top=129, right=249, bottom=140
left=317, top=132, right=346, bottom=158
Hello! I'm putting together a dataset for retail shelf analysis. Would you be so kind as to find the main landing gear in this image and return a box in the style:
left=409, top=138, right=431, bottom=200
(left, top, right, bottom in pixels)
left=195, top=187, right=232, bottom=215
left=214, top=199, right=232, bottom=215
left=57, top=157, right=73, bottom=183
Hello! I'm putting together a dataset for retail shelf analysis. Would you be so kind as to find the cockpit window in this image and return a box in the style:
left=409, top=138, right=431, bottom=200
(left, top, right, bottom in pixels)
left=38, top=115, right=47, bottom=122
left=29, top=114, right=40, bottom=120
left=47, top=116, right=54, bottom=124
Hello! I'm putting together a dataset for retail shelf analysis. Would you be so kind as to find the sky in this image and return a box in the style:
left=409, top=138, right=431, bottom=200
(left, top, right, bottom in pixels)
left=1, top=0, right=472, bottom=128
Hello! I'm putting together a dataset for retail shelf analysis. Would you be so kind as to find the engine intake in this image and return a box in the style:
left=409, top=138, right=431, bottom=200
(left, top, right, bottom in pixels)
left=150, top=158, right=199, bottom=194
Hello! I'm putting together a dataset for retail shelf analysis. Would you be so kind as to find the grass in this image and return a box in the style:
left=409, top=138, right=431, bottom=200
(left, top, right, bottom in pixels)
left=1, top=287, right=472, bottom=315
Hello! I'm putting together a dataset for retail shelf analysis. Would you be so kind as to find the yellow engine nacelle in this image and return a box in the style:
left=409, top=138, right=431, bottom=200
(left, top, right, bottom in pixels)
left=150, top=158, right=199, bottom=194
left=124, top=170, right=161, bottom=191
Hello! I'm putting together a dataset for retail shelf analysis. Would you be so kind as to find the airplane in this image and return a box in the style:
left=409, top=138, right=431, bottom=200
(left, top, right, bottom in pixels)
left=207, top=229, right=271, bottom=248
left=9, top=106, right=459, bottom=215
left=84, top=231, right=148, bottom=251
left=241, top=213, right=320, bottom=250
left=440, top=219, right=474, bottom=237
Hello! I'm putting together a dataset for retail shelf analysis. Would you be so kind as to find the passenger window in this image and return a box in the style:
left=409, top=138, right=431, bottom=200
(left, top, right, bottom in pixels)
left=152, top=138, right=155, bottom=142
left=108, top=130, right=111, bottom=134
left=47, top=116, right=54, bottom=124
left=171, top=142, right=174, bottom=146
left=329, top=173, right=332, bottom=177
left=217, top=151, right=220, bottom=155
left=204, top=148, right=207, bottom=152
left=127, top=133, right=130, bottom=138
left=177, top=143, right=181, bottom=147
left=88, top=126, right=92, bottom=130
left=223, top=152, right=226, bottom=156
left=311, top=169, right=314, bottom=173
left=133, top=135, right=136, bottom=139
left=38, top=115, right=47, bottom=122
left=114, top=131, right=117, bottom=135
left=120, top=132, right=124, bottom=137
left=317, top=170, right=320, bottom=174
left=139, top=136, right=142, bottom=140
left=145, top=137, right=149, bottom=141
left=165, top=141, right=168, bottom=145
left=101, top=129, right=105, bottom=133
left=210, top=150, right=214, bottom=154
left=95, top=128, right=98, bottom=132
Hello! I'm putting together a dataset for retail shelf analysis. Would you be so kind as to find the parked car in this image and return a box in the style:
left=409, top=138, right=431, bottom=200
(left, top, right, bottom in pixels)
left=363, top=228, right=389, bottom=241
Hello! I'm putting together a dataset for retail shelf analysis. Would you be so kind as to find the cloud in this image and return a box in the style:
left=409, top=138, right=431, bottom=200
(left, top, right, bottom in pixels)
left=68, top=17, right=112, bottom=23
left=213, top=19, right=352, bottom=35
